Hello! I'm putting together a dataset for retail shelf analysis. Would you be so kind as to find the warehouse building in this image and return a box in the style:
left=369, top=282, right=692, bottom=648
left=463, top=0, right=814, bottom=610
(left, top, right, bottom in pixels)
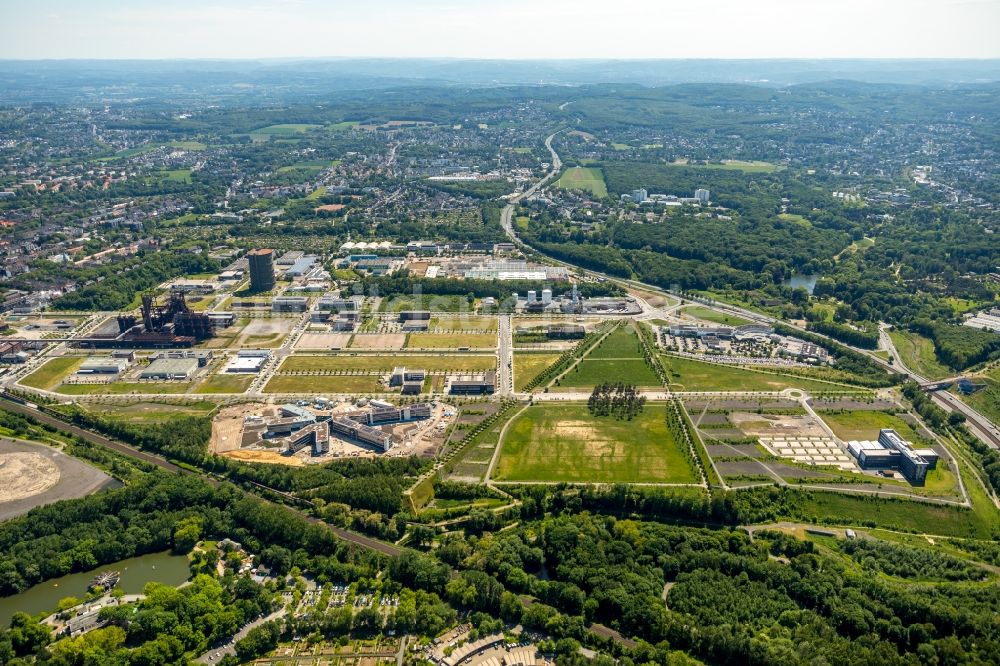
left=150, top=349, right=214, bottom=367
left=78, top=356, right=130, bottom=375
left=140, top=357, right=200, bottom=380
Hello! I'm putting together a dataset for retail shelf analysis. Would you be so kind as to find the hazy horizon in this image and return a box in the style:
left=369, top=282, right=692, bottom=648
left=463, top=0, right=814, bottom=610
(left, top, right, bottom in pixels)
left=3, top=0, right=999, bottom=60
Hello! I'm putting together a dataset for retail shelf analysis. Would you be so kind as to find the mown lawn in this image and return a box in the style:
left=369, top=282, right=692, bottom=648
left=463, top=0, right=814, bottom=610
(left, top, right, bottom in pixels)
left=21, top=357, right=82, bottom=390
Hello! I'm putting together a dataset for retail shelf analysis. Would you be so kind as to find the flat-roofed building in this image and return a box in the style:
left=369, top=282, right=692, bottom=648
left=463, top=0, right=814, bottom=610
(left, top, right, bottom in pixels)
left=78, top=356, right=129, bottom=375
left=151, top=349, right=214, bottom=367
left=226, top=356, right=267, bottom=373
left=329, top=417, right=394, bottom=451
left=140, top=357, right=199, bottom=380
left=389, top=367, right=426, bottom=386
left=447, top=371, right=496, bottom=395
left=272, top=296, right=308, bottom=312
left=399, top=310, right=431, bottom=321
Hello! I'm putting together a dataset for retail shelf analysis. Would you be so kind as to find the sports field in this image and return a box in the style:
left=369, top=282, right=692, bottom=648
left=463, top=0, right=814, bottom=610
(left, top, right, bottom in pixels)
left=555, top=167, right=608, bottom=197
left=493, top=403, right=700, bottom=484
left=280, top=354, right=495, bottom=373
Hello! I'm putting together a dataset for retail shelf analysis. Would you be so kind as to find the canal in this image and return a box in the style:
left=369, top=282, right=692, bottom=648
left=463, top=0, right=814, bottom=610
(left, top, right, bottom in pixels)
left=0, top=551, right=189, bottom=626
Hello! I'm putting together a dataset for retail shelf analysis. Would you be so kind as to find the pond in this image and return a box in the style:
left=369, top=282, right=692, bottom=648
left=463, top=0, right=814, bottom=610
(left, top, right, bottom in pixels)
left=0, top=551, right=189, bottom=626
left=783, top=273, right=819, bottom=294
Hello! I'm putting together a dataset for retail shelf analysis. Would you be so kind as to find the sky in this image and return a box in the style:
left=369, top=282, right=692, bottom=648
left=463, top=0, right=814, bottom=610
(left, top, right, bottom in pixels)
left=2, top=0, right=999, bottom=60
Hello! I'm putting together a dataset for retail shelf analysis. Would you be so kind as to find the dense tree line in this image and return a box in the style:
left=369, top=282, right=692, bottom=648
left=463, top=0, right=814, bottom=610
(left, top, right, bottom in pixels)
left=910, top=319, right=1000, bottom=370
left=44, top=251, right=219, bottom=311
left=807, top=320, right=879, bottom=349
left=440, top=512, right=1000, bottom=665
left=358, top=273, right=621, bottom=303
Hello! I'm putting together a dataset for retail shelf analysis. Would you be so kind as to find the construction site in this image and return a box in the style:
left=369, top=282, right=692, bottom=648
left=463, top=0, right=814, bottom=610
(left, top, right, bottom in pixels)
left=210, top=399, right=453, bottom=465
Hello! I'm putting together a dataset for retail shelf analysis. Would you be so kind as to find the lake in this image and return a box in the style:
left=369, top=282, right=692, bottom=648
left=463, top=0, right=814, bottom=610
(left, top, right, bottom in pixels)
left=784, top=273, right=819, bottom=294
left=0, top=551, right=189, bottom=626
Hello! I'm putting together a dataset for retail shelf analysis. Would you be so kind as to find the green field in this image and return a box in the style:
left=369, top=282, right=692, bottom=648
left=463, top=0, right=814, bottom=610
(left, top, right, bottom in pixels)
left=377, top=294, right=471, bottom=313
left=56, top=382, right=191, bottom=396
left=662, top=355, right=853, bottom=393
left=21, top=357, right=82, bottom=390
left=429, top=316, right=498, bottom=331
left=250, top=123, right=321, bottom=136
left=889, top=330, right=952, bottom=380
left=555, top=167, right=608, bottom=197
left=329, top=121, right=360, bottom=131
left=777, top=213, right=811, bottom=227
left=514, top=352, right=561, bottom=391
left=163, top=169, right=192, bottom=183
left=670, top=159, right=781, bottom=173
left=277, top=159, right=339, bottom=174
left=82, top=401, right=216, bottom=423
left=407, top=333, right=496, bottom=349
left=585, top=325, right=645, bottom=360
left=493, top=403, right=700, bottom=484
left=818, top=410, right=927, bottom=443
left=263, top=375, right=384, bottom=394
left=195, top=374, right=253, bottom=394
left=281, top=354, right=495, bottom=373
left=558, top=359, right=662, bottom=388
left=169, top=140, right=207, bottom=150
left=681, top=306, right=753, bottom=327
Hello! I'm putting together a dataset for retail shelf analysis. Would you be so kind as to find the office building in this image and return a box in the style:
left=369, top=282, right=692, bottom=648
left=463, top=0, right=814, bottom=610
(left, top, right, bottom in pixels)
left=247, top=249, right=276, bottom=293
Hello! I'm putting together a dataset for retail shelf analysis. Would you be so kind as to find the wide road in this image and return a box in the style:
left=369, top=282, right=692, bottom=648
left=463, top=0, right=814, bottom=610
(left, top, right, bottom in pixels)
left=501, top=133, right=1000, bottom=450
left=497, top=314, right=513, bottom=397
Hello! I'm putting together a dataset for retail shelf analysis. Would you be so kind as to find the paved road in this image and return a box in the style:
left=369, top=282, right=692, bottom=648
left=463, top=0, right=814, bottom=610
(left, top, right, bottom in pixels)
left=497, top=315, right=513, bottom=397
